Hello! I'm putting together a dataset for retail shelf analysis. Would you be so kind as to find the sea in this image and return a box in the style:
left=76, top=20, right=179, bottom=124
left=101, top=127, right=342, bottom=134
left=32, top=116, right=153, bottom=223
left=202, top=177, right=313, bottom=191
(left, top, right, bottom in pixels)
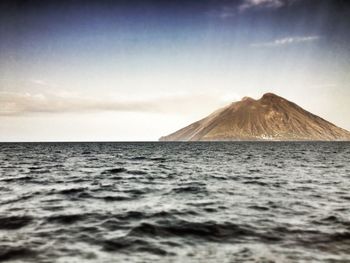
left=0, top=142, right=349, bottom=263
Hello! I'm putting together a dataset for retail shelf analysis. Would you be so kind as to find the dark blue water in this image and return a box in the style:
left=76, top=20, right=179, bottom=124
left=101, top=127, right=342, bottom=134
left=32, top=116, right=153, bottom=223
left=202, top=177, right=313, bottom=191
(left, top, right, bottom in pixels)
left=0, top=142, right=350, bottom=262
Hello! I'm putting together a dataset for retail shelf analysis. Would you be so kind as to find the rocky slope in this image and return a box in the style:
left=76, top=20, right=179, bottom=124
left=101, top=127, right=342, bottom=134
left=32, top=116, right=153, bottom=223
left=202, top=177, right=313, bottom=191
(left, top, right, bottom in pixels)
left=159, top=93, right=350, bottom=141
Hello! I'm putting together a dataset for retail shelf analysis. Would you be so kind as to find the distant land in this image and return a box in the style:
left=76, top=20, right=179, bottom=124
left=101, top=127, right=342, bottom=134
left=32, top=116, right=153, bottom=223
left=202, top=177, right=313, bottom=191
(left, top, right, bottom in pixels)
left=160, top=93, right=350, bottom=141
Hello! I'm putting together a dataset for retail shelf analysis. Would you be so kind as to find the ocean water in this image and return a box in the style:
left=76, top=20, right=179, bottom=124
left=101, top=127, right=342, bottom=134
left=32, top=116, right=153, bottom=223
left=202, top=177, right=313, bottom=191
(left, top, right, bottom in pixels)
left=0, top=142, right=350, bottom=263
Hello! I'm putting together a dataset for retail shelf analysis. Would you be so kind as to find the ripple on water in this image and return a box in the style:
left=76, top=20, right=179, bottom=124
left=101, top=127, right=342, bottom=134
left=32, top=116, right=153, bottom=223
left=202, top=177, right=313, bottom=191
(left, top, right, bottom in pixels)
left=0, top=142, right=349, bottom=262
left=128, top=220, right=254, bottom=242
left=46, top=214, right=85, bottom=225
left=101, top=167, right=127, bottom=175
left=0, top=215, right=33, bottom=230
left=0, top=246, right=37, bottom=262
left=102, top=237, right=170, bottom=256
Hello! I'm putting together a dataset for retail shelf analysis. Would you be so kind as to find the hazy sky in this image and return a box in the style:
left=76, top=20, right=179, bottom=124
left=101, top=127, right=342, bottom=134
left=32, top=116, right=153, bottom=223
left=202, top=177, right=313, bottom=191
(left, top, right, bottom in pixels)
left=1, top=0, right=350, bottom=141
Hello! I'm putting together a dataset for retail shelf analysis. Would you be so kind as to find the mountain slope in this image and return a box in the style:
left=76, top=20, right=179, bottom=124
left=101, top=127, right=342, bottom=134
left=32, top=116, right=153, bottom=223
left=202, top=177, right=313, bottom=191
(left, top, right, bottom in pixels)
left=159, top=93, right=350, bottom=141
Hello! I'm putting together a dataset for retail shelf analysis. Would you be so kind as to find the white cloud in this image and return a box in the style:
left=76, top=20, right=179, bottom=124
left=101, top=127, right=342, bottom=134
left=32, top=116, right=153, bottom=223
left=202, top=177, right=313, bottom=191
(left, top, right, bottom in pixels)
left=0, top=91, right=158, bottom=116
left=208, top=0, right=299, bottom=18
left=29, top=79, right=59, bottom=88
left=206, top=6, right=236, bottom=19
left=250, top=36, right=320, bottom=47
left=239, top=0, right=299, bottom=12
left=0, top=91, right=230, bottom=116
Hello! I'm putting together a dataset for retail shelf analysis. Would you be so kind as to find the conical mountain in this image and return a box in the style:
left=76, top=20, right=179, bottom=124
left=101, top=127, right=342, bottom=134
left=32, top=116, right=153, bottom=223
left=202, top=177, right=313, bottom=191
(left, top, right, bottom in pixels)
left=159, top=93, right=350, bottom=141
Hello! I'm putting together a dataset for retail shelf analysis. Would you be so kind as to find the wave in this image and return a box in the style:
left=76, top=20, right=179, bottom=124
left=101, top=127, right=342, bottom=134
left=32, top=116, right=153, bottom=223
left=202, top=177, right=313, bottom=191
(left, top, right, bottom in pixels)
left=0, top=246, right=36, bottom=262
left=0, top=215, right=33, bottom=230
left=128, top=220, right=253, bottom=241
left=102, top=237, right=170, bottom=256
left=101, top=168, right=127, bottom=174
left=1, top=142, right=350, bottom=262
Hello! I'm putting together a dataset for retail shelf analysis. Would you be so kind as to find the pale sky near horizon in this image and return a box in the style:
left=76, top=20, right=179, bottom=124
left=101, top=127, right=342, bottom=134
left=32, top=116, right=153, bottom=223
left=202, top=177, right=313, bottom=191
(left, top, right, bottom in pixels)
left=1, top=0, right=350, bottom=141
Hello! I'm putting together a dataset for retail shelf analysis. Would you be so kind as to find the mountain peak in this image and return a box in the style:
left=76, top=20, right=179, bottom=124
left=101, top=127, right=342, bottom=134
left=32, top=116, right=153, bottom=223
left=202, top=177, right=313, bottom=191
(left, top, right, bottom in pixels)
left=241, top=96, right=255, bottom=102
left=261, top=92, right=280, bottom=100
left=160, top=92, right=350, bottom=141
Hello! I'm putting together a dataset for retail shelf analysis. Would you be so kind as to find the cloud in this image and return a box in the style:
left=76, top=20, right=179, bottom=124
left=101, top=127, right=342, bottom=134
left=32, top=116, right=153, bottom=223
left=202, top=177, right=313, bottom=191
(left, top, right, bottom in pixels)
left=29, top=79, right=59, bottom=88
left=207, top=0, right=300, bottom=18
left=250, top=36, right=320, bottom=47
left=0, top=91, right=230, bottom=116
left=239, top=0, right=298, bottom=12
left=206, top=6, right=236, bottom=19
left=0, top=91, right=161, bottom=116
left=30, top=79, right=47, bottom=86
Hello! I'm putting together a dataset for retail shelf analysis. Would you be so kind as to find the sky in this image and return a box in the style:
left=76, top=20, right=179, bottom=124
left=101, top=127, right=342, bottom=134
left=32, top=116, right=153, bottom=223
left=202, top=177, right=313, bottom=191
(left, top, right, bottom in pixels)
left=0, top=0, right=350, bottom=141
